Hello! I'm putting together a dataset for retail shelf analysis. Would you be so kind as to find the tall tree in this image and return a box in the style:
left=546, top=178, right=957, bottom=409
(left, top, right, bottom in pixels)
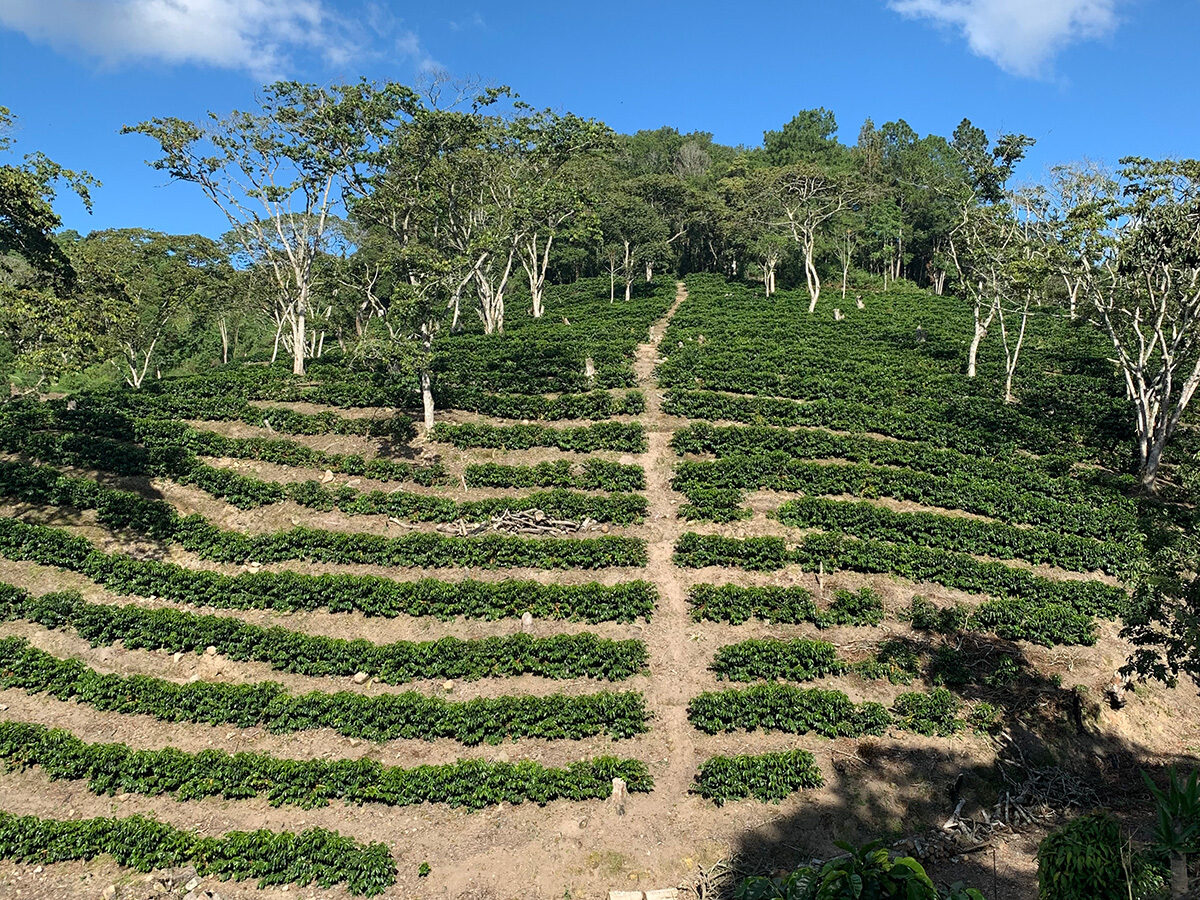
left=0, top=106, right=108, bottom=383
left=766, top=164, right=856, bottom=312
left=76, top=229, right=225, bottom=387
left=515, top=112, right=610, bottom=318
left=345, top=83, right=509, bottom=428
left=762, top=108, right=845, bottom=168
left=1065, top=158, right=1200, bottom=491
left=124, top=81, right=411, bottom=375
left=945, top=126, right=1034, bottom=378
left=599, top=189, right=669, bottom=302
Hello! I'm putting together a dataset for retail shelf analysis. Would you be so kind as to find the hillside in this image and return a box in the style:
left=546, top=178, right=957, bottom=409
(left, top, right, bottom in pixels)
left=0, top=275, right=1197, bottom=900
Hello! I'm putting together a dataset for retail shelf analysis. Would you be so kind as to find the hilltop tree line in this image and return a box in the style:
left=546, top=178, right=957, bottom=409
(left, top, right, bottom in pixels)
left=2, top=82, right=1200, bottom=490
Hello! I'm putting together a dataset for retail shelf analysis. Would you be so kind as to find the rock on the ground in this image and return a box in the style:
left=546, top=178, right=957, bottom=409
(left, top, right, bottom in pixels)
left=611, top=777, right=628, bottom=815
left=352, top=671, right=369, bottom=684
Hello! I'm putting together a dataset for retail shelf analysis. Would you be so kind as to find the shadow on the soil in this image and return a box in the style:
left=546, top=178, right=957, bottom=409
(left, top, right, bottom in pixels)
left=699, top=629, right=1200, bottom=900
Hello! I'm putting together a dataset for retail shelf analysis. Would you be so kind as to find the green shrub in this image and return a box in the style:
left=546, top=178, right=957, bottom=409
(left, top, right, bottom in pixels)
left=0, top=584, right=647, bottom=682
left=673, top=453, right=1136, bottom=543
left=674, top=532, right=1126, bottom=619
left=0, top=810, right=396, bottom=896
left=463, top=459, right=645, bottom=492
left=776, top=496, right=1134, bottom=576
left=0, top=720, right=652, bottom=810
left=735, top=840, right=984, bottom=900
left=688, top=685, right=891, bottom=738
left=694, top=750, right=824, bottom=805
left=711, top=639, right=846, bottom=682
left=967, top=702, right=1001, bottom=733
left=0, top=517, right=657, bottom=622
left=0, top=637, right=648, bottom=745
left=431, top=421, right=646, bottom=453
left=892, top=688, right=962, bottom=736
left=687, top=584, right=882, bottom=627
left=1037, top=812, right=1164, bottom=900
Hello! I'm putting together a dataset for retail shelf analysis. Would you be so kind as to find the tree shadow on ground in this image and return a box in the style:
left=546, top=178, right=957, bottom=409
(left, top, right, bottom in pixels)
left=692, top=629, right=1200, bottom=900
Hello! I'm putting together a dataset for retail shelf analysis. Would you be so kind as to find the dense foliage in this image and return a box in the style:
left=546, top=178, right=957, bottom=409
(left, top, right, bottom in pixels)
left=0, top=810, right=396, bottom=895
left=688, top=584, right=884, bottom=626
left=673, top=533, right=1127, bottom=617
left=0, top=720, right=652, bottom=810
left=0, top=517, right=658, bottom=621
left=0, top=636, right=649, bottom=744
left=1036, top=813, right=1165, bottom=900
left=0, top=583, right=648, bottom=682
left=693, top=750, right=824, bottom=805
left=463, top=459, right=645, bottom=492
left=431, top=421, right=647, bottom=453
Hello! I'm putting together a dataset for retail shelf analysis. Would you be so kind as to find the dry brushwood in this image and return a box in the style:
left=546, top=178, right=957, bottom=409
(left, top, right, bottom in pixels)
left=435, top=509, right=594, bottom=537
left=902, top=732, right=1101, bottom=862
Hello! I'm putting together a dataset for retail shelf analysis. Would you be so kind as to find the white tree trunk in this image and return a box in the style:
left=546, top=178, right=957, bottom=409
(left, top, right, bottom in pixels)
left=1062, top=274, right=1081, bottom=320
left=628, top=241, right=638, bottom=304
left=967, top=296, right=998, bottom=378
left=292, top=310, right=306, bottom=376
left=477, top=250, right=515, bottom=334
left=998, top=293, right=1032, bottom=403
left=123, top=339, right=156, bottom=389
left=420, top=370, right=435, bottom=431
left=522, top=232, right=553, bottom=319
left=803, top=234, right=820, bottom=313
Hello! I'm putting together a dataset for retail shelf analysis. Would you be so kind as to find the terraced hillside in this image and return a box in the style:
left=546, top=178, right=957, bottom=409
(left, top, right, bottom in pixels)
left=0, top=274, right=1196, bottom=900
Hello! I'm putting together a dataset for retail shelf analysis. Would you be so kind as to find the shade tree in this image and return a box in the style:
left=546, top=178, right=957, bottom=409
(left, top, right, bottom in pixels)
left=0, top=106, right=108, bottom=384
left=1062, top=157, right=1200, bottom=492
left=124, top=81, right=414, bottom=376
left=764, top=163, right=858, bottom=312
left=74, top=229, right=227, bottom=387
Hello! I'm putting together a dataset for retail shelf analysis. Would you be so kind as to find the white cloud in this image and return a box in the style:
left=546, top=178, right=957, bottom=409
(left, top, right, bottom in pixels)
left=448, top=12, right=485, bottom=31
left=396, top=28, right=441, bottom=73
left=887, top=0, right=1120, bottom=77
left=0, top=0, right=366, bottom=79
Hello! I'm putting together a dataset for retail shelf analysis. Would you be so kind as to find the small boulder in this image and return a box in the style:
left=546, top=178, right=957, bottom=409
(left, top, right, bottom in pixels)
left=1106, top=676, right=1134, bottom=708
left=352, top=671, right=369, bottom=685
left=611, top=777, right=628, bottom=816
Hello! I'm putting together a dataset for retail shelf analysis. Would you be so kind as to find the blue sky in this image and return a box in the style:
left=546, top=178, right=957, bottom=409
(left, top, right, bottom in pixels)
left=1, top=0, right=1196, bottom=238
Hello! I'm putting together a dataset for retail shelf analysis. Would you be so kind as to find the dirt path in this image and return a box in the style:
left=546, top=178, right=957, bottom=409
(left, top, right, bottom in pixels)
left=633, top=282, right=698, bottom=806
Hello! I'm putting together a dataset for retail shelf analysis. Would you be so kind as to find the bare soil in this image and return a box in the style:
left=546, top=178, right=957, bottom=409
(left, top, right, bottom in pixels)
left=1, top=282, right=1198, bottom=900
